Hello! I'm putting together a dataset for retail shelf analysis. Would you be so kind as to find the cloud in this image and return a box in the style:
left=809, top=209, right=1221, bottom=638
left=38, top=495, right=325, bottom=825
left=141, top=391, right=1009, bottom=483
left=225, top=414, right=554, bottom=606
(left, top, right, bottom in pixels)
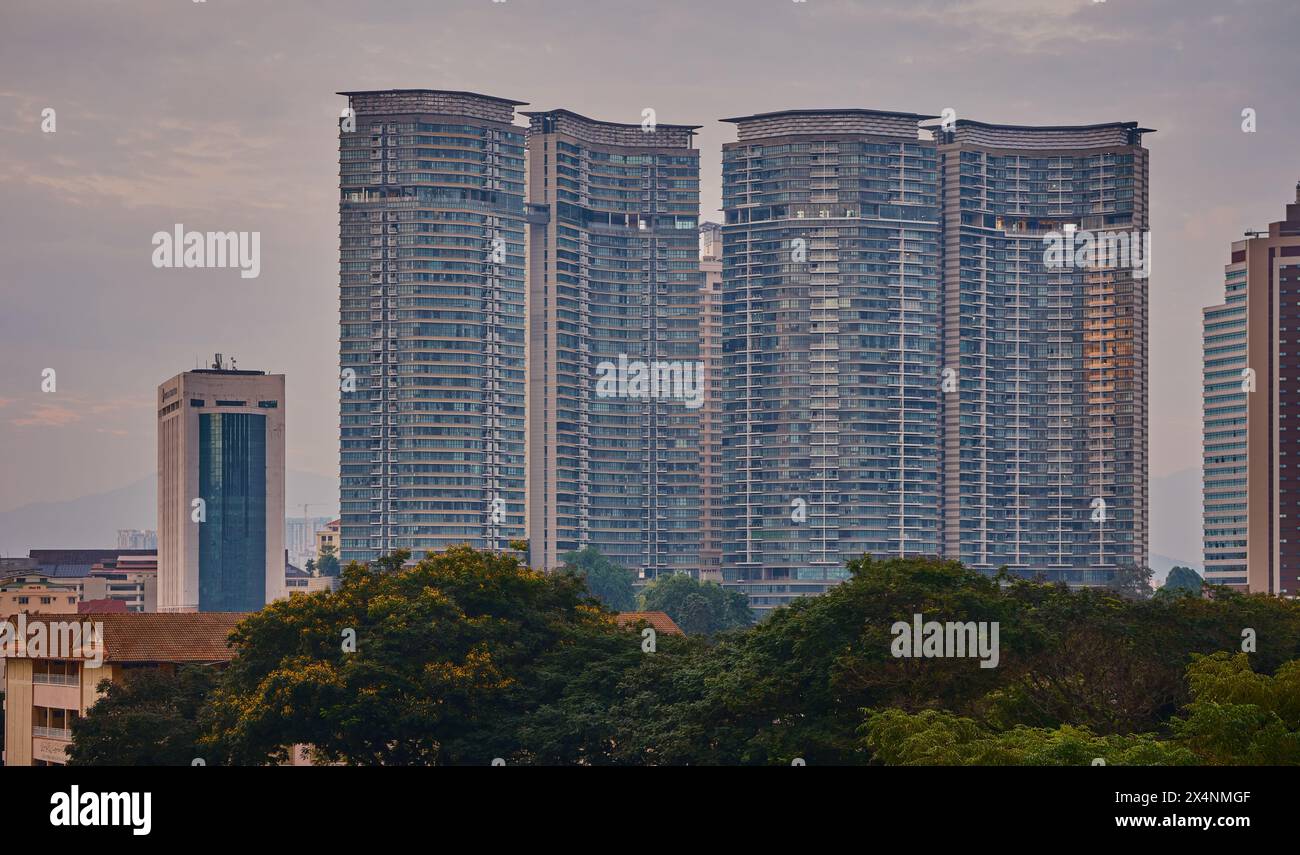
left=5, top=394, right=150, bottom=428
left=11, top=403, right=82, bottom=428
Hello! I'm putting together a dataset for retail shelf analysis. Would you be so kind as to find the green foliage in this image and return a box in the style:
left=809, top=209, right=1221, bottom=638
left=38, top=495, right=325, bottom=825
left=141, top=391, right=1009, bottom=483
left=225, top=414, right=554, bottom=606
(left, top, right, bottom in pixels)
left=862, top=653, right=1300, bottom=766
left=560, top=546, right=636, bottom=612
left=639, top=573, right=753, bottom=635
left=316, top=543, right=341, bottom=577
left=66, top=549, right=1300, bottom=766
left=68, top=667, right=217, bottom=766
left=1106, top=563, right=1155, bottom=600
left=861, top=709, right=1197, bottom=766
left=1169, top=653, right=1300, bottom=764
left=199, top=545, right=636, bottom=765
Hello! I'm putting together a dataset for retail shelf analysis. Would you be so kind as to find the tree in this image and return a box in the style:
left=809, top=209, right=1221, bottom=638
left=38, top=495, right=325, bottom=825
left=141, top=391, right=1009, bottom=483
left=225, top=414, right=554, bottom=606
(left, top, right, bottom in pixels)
left=68, top=666, right=217, bottom=766
left=860, top=709, right=1197, bottom=766
left=1106, top=563, right=1155, bottom=600
left=559, top=546, right=636, bottom=611
left=614, top=555, right=1300, bottom=764
left=316, top=544, right=341, bottom=577
left=639, top=574, right=753, bottom=635
left=1159, top=566, right=1203, bottom=598
left=861, top=653, right=1300, bottom=766
left=1170, top=653, right=1300, bottom=764
left=66, top=548, right=1300, bottom=767
left=200, top=545, right=641, bottom=765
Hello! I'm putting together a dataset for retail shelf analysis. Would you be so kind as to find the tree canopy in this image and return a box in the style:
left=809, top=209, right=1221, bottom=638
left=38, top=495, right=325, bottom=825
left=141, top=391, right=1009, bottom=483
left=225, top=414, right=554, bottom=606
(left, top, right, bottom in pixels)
left=638, top=573, right=753, bottom=635
left=67, top=549, right=1300, bottom=766
left=559, top=546, right=636, bottom=612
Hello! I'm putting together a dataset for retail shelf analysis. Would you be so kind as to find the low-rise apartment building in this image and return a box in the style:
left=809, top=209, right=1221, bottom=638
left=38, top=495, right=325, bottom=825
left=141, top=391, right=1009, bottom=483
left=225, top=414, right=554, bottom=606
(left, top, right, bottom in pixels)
left=3, top=612, right=245, bottom=766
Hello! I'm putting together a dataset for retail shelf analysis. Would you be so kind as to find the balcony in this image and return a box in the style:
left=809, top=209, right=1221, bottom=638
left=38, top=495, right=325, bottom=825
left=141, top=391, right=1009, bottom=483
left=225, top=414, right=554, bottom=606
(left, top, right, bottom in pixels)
left=34, top=725, right=72, bottom=741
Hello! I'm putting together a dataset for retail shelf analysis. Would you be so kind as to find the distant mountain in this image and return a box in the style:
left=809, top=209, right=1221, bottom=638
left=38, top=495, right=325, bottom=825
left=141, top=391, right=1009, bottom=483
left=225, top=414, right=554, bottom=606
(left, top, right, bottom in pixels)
left=0, top=471, right=339, bottom=557
left=1150, top=553, right=1203, bottom=587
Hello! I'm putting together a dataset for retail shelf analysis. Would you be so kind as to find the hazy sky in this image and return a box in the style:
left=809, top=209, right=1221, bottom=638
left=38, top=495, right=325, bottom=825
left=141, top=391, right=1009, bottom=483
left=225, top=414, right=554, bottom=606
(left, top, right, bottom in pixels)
left=1, top=0, right=1297, bottom=555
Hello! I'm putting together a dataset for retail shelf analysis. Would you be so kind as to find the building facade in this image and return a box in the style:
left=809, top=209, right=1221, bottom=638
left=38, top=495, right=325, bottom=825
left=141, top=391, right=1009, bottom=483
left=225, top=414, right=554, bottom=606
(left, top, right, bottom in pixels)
left=157, top=357, right=286, bottom=612
left=116, top=529, right=157, bottom=550
left=1202, top=183, right=1300, bottom=594
left=338, top=90, right=528, bottom=563
left=720, top=110, right=943, bottom=612
left=719, top=109, right=1152, bottom=614
left=83, top=554, right=158, bottom=613
left=936, top=120, right=1152, bottom=582
left=525, top=109, right=702, bottom=578
left=3, top=613, right=244, bottom=766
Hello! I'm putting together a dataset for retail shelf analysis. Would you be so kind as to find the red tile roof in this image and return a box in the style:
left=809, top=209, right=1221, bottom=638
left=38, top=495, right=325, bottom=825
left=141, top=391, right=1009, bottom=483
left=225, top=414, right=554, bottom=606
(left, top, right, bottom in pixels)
left=615, top=611, right=684, bottom=636
left=78, top=599, right=128, bottom=614
left=99, top=613, right=248, bottom=662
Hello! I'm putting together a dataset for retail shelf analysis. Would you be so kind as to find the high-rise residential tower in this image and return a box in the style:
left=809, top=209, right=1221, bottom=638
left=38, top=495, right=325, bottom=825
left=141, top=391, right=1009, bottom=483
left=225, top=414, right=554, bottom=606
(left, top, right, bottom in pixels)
left=157, top=356, right=285, bottom=612
left=337, top=90, right=528, bottom=563
left=720, top=109, right=944, bottom=613
left=935, top=121, right=1152, bottom=583
left=1202, top=183, right=1300, bottom=595
left=525, top=110, right=702, bottom=577
left=719, top=109, right=1152, bottom=614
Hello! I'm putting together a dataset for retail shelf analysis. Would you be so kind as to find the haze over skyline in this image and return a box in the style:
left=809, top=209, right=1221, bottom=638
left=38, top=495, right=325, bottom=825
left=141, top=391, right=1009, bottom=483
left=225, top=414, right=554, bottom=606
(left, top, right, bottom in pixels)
left=2, top=0, right=1298, bottom=567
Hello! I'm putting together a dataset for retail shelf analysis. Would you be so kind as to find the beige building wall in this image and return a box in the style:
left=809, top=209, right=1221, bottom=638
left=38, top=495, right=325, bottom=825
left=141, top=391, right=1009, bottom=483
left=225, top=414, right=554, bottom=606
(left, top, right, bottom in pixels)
left=0, top=582, right=80, bottom=616
left=4, top=658, right=116, bottom=766
left=315, top=520, right=340, bottom=557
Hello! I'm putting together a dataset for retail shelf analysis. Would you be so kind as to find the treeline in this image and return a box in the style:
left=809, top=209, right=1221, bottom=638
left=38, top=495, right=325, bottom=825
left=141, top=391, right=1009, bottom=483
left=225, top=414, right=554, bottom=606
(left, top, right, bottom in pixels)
left=68, top=548, right=1300, bottom=765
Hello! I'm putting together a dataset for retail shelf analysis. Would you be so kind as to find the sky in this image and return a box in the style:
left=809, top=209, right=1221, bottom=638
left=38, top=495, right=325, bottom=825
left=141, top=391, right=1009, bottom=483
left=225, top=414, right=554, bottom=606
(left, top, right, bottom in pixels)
left=1, top=0, right=1297, bottom=560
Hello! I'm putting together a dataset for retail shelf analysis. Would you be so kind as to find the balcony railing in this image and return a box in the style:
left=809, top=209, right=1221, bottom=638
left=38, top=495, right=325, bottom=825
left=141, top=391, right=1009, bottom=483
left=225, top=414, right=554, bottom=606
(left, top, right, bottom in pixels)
left=33, top=726, right=71, bottom=741
left=32, top=673, right=78, bottom=686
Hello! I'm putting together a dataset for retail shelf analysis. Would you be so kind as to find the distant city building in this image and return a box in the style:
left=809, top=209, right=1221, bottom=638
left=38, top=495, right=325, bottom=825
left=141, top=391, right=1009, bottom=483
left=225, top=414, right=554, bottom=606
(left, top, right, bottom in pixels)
left=1202, top=183, right=1300, bottom=594
left=3, top=613, right=245, bottom=766
left=157, top=355, right=286, bottom=612
left=27, top=548, right=154, bottom=578
left=525, top=108, right=702, bottom=579
left=83, top=553, right=158, bottom=613
left=0, top=550, right=156, bottom=615
left=116, top=529, right=157, bottom=550
left=338, top=90, right=528, bottom=563
left=315, top=518, right=341, bottom=558
left=698, top=222, right=724, bottom=582
left=0, top=572, right=80, bottom=617
left=285, top=560, right=339, bottom=595
left=285, top=515, right=332, bottom=567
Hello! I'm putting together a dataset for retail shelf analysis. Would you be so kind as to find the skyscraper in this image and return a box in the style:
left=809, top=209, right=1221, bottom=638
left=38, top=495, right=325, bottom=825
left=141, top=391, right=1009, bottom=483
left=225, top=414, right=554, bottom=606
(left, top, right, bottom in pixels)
left=157, top=355, right=285, bottom=612
left=525, top=109, right=702, bottom=577
left=935, top=120, right=1152, bottom=583
left=719, top=109, right=1152, bottom=614
left=1202, top=183, right=1300, bottom=594
left=337, top=90, right=528, bottom=563
left=720, top=110, right=943, bottom=613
